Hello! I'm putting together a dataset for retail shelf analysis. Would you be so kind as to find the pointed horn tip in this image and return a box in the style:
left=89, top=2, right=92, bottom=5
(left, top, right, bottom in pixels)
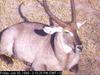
left=21, top=2, right=24, bottom=4
left=19, top=2, right=24, bottom=6
left=37, top=0, right=40, bottom=2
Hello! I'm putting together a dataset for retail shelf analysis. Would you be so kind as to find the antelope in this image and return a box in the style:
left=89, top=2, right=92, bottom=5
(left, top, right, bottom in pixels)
left=0, top=0, right=86, bottom=72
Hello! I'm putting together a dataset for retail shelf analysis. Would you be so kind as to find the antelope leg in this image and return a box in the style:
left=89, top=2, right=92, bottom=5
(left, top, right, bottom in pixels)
left=0, top=54, right=13, bottom=65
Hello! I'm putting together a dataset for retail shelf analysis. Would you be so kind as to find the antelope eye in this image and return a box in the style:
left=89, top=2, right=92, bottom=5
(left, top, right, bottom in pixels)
left=64, top=31, right=74, bottom=36
left=65, top=32, right=69, bottom=33
left=64, top=29, right=69, bottom=33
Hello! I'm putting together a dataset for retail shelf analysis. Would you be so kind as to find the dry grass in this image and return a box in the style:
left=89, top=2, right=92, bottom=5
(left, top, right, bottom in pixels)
left=0, top=0, right=100, bottom=75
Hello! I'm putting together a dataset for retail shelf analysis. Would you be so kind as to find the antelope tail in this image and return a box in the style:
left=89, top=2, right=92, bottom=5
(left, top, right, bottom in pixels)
left=18, top=2, right=29, bottom=22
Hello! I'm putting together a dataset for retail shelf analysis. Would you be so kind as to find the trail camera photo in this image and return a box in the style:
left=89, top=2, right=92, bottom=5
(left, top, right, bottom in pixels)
left=0, top=0, right=100, bottom=75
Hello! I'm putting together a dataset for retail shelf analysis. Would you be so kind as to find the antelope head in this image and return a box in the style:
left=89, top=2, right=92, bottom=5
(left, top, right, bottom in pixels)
left=38, top=0, right=86, bottom=53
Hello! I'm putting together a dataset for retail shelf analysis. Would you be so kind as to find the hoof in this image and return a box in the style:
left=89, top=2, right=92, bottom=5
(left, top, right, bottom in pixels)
left=0, top=54, right=13, bottom=65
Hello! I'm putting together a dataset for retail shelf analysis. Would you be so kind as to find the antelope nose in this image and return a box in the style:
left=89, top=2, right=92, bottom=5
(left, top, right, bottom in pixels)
left=76, top=45, right=83, bottom=53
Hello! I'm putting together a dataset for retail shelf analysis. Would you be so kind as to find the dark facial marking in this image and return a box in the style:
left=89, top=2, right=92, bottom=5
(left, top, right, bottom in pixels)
left=73, top=32, right=82, bottom=45
left=50, top=33, right=56, bottom=51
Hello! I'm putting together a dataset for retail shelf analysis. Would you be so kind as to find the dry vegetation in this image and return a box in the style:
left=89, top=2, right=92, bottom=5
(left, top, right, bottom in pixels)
left=0, top=0, right=100, bottom=75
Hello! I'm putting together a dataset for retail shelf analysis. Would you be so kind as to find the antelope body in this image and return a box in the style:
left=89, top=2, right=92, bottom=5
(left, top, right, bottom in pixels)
left=0, top=0, right=85, bottom=72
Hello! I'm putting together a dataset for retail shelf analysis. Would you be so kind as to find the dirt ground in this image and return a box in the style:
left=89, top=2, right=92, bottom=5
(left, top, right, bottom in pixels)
left=0, top=0, right=100, bottom=75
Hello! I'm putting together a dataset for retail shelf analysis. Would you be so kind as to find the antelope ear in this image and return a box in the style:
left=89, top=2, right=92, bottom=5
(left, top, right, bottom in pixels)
left=76, top=20, right=86, bottom=29
left=43, top=26, right=63, bottom=34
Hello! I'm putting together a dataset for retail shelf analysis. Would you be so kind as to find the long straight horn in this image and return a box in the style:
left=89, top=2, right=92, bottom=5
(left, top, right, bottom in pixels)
left=37, top=0, right=66, bottom=27
left=70, top=0, right=76, bottom=23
